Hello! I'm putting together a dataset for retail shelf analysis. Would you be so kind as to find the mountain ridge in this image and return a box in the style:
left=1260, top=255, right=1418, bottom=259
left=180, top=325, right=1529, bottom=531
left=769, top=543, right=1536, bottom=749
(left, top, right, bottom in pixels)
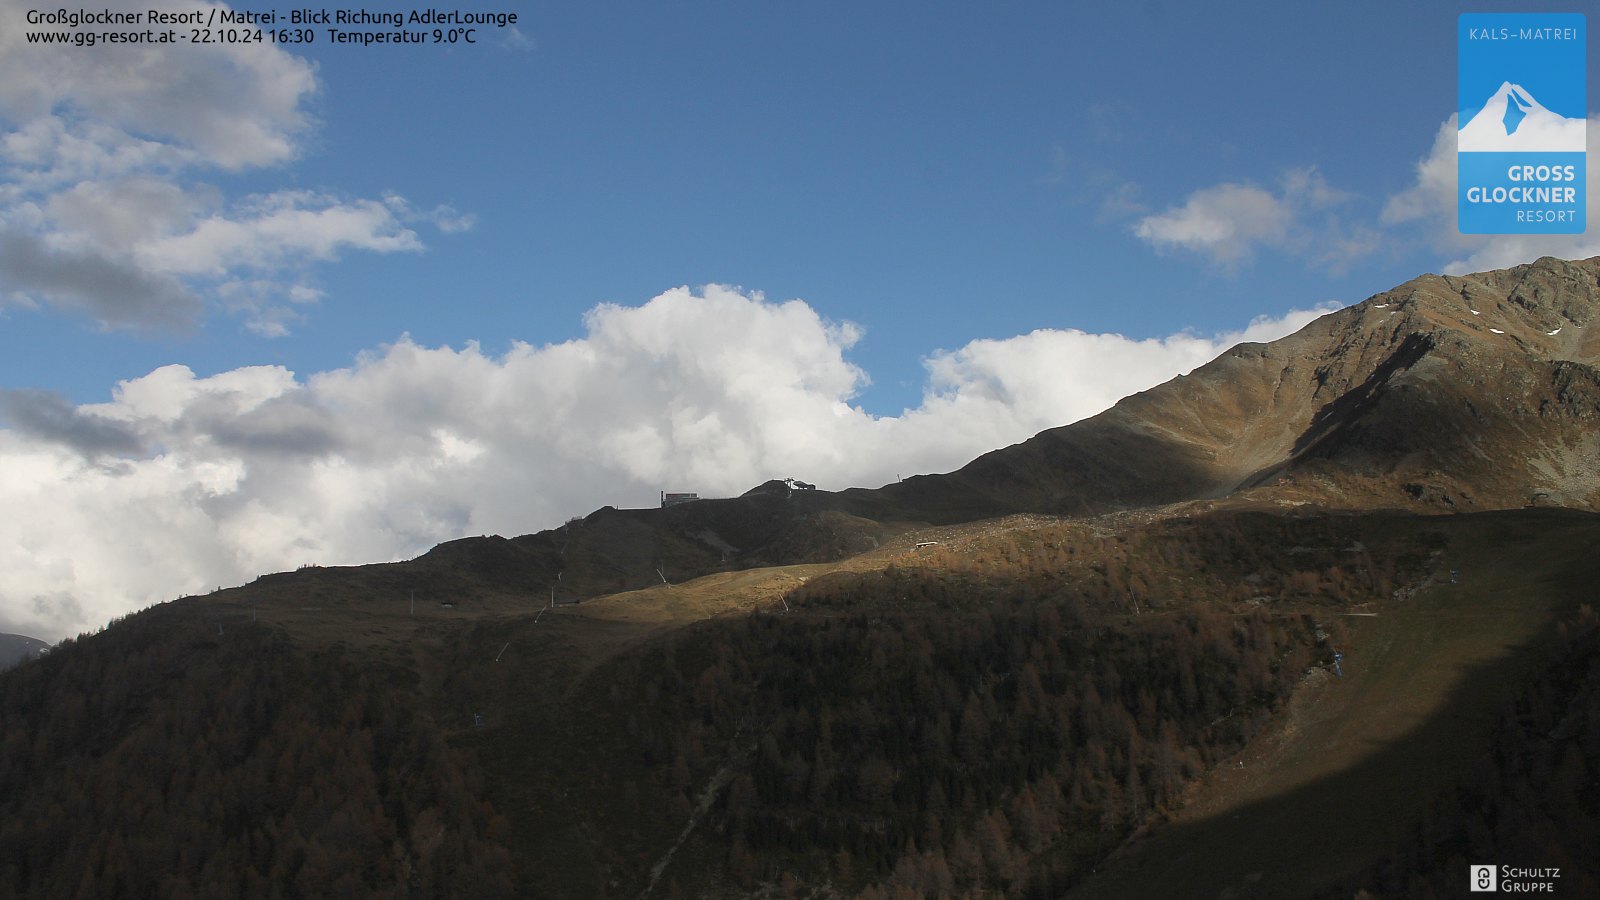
left=862, top=254, right=1600, bottom=518
left=232, top=256, right=1600, bottom=612
left=0, top=633, right=48, bottom=671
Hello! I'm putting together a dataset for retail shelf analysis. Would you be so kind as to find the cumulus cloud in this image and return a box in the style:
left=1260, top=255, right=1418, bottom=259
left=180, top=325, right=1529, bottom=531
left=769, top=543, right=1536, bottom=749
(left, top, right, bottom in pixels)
left=1134, top=167, right=1371, bottom=271
left=1135, top=183, right=1293, bottom=265
left=1384, top=114, right=1600, bottom=274
left=0, top=228, right=202, bottom=329
left=0, top=388, right=144, bottom=456
left=0, top=0, right=464, bottom=334
left=0, top=285, right=1336, bottom=640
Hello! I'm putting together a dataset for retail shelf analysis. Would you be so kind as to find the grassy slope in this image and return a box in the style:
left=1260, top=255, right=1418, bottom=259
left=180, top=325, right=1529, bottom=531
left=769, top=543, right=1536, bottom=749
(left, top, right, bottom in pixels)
left=1066, top=509, right=1600, bottom=899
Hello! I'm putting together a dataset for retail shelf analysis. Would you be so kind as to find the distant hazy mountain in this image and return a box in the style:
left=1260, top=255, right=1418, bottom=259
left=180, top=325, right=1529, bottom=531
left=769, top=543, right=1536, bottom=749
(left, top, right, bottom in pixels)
left=0, top=633, right=48, bottom=670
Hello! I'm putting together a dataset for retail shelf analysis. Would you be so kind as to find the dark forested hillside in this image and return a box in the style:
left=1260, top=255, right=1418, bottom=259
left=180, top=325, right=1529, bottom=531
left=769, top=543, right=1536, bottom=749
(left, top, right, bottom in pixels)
left=7, top=507, right=1587, bottom=898
left=1334, top=606, right=1600, bottom=900
left=2, top=512, right=1595, bottom=898
left=0, top=609, right=512, bottom=898
left=440, top=509, right=1464, bottom=897
left=616, top=599, right=1320, bottom=897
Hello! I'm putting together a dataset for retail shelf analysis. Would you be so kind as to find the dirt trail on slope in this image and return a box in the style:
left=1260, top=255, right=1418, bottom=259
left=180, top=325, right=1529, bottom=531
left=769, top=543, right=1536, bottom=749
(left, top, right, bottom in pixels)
left=1067, top=510, right=1600, bottom=900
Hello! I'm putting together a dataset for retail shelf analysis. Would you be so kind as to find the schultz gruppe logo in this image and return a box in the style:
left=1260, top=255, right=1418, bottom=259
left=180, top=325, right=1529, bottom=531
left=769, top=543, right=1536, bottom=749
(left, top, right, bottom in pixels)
left=1458, top=14, right=1586, bottom=234
left=1471, top=865, right=1565, bottom=892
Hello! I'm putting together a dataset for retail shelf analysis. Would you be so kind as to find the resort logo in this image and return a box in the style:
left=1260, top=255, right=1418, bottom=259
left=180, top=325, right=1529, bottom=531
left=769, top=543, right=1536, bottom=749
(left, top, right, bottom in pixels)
left=1458, top=14, right=1586, bottom=234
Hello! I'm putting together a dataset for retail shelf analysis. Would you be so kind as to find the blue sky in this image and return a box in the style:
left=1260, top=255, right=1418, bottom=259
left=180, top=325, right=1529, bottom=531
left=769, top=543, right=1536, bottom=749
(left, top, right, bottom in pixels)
left=0, top=1, right=1484, bottom=412
left=1, top=0, right=1596, bottom=638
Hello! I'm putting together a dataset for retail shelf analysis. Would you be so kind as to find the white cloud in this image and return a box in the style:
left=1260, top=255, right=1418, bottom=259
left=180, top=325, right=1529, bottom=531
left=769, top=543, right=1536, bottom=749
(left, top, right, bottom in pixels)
left=0, top=2, right=313, bottom=172
left=1134, top=168, right=1369, bottom=271
left=216, top=279, right=325, bottom=338
left=502, top=25, right=536, bottom=53
left=1385, top=114, right=1600, bottom=274
left=1135, top=183, right=1293, bottom=265
left=0, top=228, right=202, bottom=330
left=1381, top=117, right=1459, bottom=229
left=0, top=0, right=464, bottom=334
left=136, top=192, right=426, bottom=276
left=0, top=285, right=1335, bottom=640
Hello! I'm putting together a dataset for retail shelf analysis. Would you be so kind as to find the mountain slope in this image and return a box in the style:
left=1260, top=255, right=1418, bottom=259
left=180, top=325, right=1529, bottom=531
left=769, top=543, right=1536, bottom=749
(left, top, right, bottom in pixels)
left=0, top=633, right=47, bottom=671
left=1064, top=509, right=1600, bottom=899
left=862, top=255, right=1600, bottom=520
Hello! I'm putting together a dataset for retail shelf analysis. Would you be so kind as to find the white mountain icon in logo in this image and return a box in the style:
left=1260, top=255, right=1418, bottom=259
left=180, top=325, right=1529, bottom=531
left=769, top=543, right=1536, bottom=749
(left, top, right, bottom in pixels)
left=1458, top=81, right=1586, bottom=152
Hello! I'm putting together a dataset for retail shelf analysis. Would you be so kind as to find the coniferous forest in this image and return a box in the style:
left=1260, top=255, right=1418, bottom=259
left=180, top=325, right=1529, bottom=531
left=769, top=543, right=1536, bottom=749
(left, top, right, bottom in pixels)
left=0, top=614, right=512, bottom=898
left=1, top=509, right=1596, bottom=897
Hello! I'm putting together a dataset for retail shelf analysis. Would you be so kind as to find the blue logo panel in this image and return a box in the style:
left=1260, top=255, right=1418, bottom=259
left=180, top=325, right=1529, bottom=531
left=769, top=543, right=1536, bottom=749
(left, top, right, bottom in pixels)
left=1458, top=14, right=1586, bottom=235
